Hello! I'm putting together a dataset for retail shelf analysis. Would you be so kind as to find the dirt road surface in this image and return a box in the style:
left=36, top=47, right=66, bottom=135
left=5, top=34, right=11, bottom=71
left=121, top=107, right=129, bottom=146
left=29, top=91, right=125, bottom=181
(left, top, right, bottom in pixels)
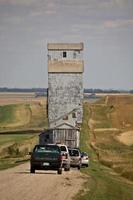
left=0, top=162, right=85, bottom=200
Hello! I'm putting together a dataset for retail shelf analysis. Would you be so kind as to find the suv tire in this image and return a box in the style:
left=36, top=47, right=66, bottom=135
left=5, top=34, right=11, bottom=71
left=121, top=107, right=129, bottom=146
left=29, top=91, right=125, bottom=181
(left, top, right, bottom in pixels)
left=30, top=167, right=35, bottom=173
left=57, top=168, right=62, bottom=174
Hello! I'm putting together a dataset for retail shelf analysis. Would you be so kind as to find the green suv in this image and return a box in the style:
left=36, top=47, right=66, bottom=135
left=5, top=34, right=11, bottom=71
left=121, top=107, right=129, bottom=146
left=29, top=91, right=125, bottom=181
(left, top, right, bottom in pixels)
left=30, top=144, right=63, bottom=174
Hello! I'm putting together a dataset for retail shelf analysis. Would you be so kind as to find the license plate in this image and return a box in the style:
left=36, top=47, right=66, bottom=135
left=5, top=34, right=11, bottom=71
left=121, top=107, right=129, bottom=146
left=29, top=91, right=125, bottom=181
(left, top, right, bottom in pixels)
left=43, top=162, right=49, bottom=166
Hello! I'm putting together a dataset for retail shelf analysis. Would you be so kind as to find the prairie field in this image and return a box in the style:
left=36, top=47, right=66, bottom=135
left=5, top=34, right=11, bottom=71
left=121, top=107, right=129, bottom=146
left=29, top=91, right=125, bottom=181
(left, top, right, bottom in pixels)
left=0, top=93, right=133, bottom=199
left=89, top=95, right=133, bottom=181
left=0, top=92, right=45, bottom=105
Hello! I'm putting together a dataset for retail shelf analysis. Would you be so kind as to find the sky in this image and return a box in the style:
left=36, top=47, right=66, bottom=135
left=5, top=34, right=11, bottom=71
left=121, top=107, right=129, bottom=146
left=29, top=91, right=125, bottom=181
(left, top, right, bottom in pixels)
left=0, top=0, right=133, bottom=90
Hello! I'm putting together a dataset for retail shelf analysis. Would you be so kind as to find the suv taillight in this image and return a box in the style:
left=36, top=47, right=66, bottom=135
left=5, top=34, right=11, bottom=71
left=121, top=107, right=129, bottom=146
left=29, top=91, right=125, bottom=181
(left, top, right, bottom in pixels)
left=58, top=155, right=63, bottom=161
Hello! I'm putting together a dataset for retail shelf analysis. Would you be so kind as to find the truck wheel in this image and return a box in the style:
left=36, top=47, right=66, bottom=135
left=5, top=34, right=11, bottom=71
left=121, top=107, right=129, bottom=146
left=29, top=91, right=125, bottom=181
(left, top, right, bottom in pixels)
left=57, top=168, right=62, bottom=174
left=30, top=167, right=35, bottom=173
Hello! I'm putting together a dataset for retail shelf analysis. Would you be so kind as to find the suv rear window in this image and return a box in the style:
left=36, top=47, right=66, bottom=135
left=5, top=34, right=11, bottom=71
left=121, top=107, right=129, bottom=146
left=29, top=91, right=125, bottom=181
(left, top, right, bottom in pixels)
left=69, top=149, right=79, bottom=156
left=81, top=152, right=88, bottom=156
left=60, top=146, right=67, bottom=152
left=34, top=145, right=60, bottom=153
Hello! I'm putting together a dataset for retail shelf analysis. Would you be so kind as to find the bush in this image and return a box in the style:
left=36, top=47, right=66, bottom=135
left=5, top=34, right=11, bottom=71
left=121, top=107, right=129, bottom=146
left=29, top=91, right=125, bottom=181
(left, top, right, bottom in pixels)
left=7, top=144, right=20, bottom=157
left=121, top=170, right=133, bottom=181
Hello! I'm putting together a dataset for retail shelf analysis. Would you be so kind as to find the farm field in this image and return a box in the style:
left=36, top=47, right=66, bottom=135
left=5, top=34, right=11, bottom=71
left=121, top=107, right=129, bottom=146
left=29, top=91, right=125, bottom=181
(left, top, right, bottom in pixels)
left=0, top=92, right=45, bottom=105
left=89, top=95, right=133, bottom=181
left=0, top=93, right=48, bottom=132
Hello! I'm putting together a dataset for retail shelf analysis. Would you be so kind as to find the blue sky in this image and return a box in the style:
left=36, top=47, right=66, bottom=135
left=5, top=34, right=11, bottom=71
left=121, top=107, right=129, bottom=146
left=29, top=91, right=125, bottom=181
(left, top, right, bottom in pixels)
left=0, top=0, right=133, bottom=89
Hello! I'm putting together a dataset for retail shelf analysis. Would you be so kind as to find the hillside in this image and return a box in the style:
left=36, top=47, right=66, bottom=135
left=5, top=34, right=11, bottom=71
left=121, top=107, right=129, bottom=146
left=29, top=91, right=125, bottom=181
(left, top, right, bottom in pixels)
left=0, top=95, right=48, bottom=169
left=76, top=96, right=133, bottom=200
left=88, top=95, right=133, bottom=181
left=0, top=101, right=48, bottom=132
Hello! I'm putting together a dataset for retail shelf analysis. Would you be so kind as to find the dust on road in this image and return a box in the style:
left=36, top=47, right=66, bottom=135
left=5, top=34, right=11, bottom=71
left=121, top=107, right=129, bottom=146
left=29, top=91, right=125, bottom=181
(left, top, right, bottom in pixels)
left=0, top=162, right=86, bottom=200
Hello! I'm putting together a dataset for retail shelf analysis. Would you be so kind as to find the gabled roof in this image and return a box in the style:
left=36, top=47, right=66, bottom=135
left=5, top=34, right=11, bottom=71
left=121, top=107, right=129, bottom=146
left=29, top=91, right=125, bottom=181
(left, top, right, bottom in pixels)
left=54, top=122, right=78, bottom=129
left=50, top=107, right=80, bottom=124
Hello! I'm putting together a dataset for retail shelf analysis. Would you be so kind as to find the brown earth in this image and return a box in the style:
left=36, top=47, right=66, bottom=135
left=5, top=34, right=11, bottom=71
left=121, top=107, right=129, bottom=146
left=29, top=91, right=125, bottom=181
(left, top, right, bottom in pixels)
left=116, top=130, right=133, bottom=146
left=0, top=162, right=86, bottom=200
left=0, top=92, right=46, bottom=105
left=107, top=95, right=133, bottom=130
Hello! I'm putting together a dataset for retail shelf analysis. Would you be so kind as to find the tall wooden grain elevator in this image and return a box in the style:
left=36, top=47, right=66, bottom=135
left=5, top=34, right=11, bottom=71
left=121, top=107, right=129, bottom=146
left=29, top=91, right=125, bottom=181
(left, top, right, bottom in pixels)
left=39, top=43, right=84, bottom=148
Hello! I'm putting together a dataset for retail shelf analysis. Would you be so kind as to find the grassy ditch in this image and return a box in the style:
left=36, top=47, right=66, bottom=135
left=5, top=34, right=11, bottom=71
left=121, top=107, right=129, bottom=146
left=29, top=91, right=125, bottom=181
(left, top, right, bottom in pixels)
left=90, top=96, right=133, bottom=182
left=75, top=102, right=133, bottom=200
left=0, top=133, right=38, bottom=170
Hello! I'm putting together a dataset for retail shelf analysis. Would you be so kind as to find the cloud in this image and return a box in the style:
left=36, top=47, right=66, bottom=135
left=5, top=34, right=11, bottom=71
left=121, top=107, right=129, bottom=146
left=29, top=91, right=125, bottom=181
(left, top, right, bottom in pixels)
left=62, top=33, right=83, bottom=42
left=71, top=21, right=107, bottom=35
left=104, top=19, right=133, bottom=28
left=3, top=15, right=25, bottom=24
left=0, top=0, right=36, bottom=6
left=72, top=18, right=133, bottom=33
left=29, top=1, right=58, bottom=17
left=59, top=0, right=128, bottom=11
left=44, top=2, right=57, bottom=15
left=98, top=0, right=127, bottom=8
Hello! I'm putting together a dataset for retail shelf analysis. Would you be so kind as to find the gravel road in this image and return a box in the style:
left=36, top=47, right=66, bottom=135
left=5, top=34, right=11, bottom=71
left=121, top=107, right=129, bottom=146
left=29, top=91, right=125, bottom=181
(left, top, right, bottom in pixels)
left=0, top=162, right=85, bottom=200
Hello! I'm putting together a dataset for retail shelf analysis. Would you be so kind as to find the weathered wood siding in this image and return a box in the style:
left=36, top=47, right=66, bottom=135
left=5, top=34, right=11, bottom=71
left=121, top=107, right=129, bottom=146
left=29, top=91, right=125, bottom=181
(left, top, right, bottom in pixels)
left=39, top=129, right=80, bottom=148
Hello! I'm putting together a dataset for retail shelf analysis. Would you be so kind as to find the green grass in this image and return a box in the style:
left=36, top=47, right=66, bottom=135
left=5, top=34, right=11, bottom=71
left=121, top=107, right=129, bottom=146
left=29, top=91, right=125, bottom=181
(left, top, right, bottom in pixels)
left=92, top=105, right=112, bottom=128
left=0, top=103, right=48, bottom=131
left=75, top=103, right=133, bottom=200
left=0, top=101, right=47, bottom=170
left=0, top=134, right=35, bottom=146
left=0, top=133, right=38, bottom=170
left=97, top=138, right=131, bottom=153
left=0, top=105, right=16, bottom=124
left=77, top=163, right=133, bottom=200
left=0, top=157, right=29, bottom=170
